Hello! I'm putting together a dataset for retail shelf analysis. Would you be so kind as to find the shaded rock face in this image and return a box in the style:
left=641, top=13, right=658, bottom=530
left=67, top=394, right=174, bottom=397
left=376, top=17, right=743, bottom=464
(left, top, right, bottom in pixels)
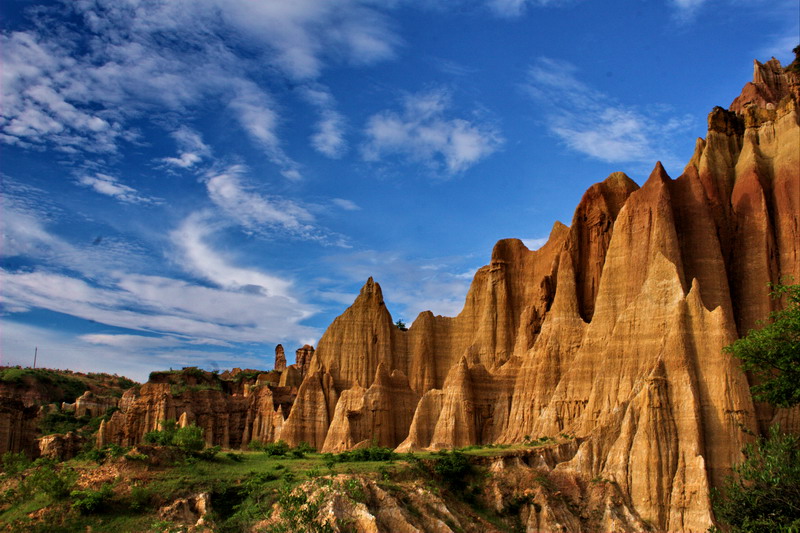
left=0, top=398, right=39, bottom=456
left=279, top=58, right=799, bottom=531
left=38, top=431, right=84, bottom=460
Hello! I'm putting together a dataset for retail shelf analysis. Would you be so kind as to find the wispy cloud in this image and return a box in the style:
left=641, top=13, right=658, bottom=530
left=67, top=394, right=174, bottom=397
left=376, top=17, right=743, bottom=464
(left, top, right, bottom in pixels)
left=332, top=198, right=361, bottom=211
left=523, top=57, right=694, bottom=167
left=299, top=85, right=348, bottom=158
left=521, top=237, right=548, bottom=250
left=362, top=89, right=503, bottom=175
left=1, top=0, right=403, bottom=175
left=170, top=212, right=295, bottom=297
left=203, top=166, right=317, bottom=238
left=485, top=0, right=570, bottom=17
left=322, top=250, right=479, bottom=321
left=1, top=183, right=320, bottom=354
left=162, top=127, right=211, bottom=169
left=77, top=173, right=159, bottom=204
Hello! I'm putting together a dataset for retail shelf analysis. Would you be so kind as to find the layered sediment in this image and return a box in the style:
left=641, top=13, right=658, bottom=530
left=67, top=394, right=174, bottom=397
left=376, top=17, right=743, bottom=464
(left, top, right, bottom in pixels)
left=100, top=57, right=799, bottom=531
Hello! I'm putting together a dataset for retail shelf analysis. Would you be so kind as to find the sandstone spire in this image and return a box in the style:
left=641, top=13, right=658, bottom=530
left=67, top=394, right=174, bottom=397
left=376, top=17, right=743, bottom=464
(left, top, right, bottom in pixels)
left=274, top=344, right=287, bottom=372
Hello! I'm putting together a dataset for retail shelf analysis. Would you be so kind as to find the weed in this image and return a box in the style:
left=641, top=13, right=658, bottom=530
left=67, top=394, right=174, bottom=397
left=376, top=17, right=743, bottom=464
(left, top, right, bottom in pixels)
left=71, top=483, right=114, bottom=514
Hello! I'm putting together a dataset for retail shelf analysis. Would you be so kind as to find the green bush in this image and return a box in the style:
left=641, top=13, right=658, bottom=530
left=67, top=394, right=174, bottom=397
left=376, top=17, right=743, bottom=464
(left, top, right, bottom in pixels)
left=432, top=450, right=472, bottom=486
left=712, top=425, right=800, bottom=532
left=174, top=425, right=205, bottom=453
left=247, top=439, right=265, bottom=451
left=295, top=441, right=316, bottom=454
left=334, top=445, right=397, bottom=463
left=143, top=419, right=178, bottom=446
left=71, top=483, right=114, bottom=514
left=1, top=451, right=31, bottom=476
left=129, top=485, right=152, bottom=512
left=226, top=451, right=244, bottom=462
left=263, top=440, right=291, bottom=457
left=25, top=459, right=77, bottom=500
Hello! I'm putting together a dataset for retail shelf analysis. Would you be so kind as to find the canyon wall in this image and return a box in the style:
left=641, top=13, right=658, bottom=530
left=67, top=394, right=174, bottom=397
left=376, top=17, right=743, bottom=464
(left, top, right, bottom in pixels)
left=103, top=58, right=799, bottom=531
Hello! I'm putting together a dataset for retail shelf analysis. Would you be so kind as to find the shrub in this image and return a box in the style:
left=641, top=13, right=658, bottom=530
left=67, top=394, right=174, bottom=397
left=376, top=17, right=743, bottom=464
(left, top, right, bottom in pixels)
left=295, top=441, right=316, bottom=454
left=226, top=451, right=244, bottom=462
left=143, top=419, right=178, bottom=446
left=432, top=450, right=472, bottom=486
left=1, top=451, right=31, bottom=476
left=124, top=451, right=149, bottom=462
left=174, top=425, right=204, bottom=453
left=71, top=483, right=114, bottom=514
left=197, top=445, right=221, bottom=461
left=247, top=439, right=265, bottom=451
left=263, top=440, right=290, bottom=457
left=334, top=445, right=397, bottom=463
left=24, top=459, right=77, bottom=500
left=129, top=485, right=151, bottom=512
left=712, top=425, right=800, bottom=532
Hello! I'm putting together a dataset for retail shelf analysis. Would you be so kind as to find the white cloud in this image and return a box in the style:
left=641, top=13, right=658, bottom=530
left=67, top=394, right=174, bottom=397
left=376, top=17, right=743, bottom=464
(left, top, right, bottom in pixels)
left=521, top=237, right=548, bottom=250
left=523, top=57, right=694, bottom=167
left=362, top=89, right=503, bottom=175
left=0, top=268, right=318, bottom=346
left=299, top=84, right=348, bottom=158
left=80, top=334, right=182, bottom=349
left=162, top=127, right=211, bottom=168
left=332, top=198, right=361, bottom=211
left=670, top=0, right=707, bottom=20
left=77, top=173, right=158, bottom=204
left=0, top=320, right=274, bottom=382
left=1, top=0, right=403, bottom=175
left=171, top=212, right=295, bottom=297
left=485, top=0, right=552, bottom=17
left=203, top=166, right=318, bottom=238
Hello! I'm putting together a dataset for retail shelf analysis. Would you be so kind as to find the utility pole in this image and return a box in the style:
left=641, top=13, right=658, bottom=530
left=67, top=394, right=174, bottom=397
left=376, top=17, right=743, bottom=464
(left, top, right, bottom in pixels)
left=33, top=346, right=37, bottom=369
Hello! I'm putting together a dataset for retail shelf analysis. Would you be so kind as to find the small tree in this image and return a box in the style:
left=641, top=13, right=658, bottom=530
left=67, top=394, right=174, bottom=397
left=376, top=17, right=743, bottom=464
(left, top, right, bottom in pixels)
left=395, top=319, right=408, bottom=331
left=174, top=425, right=205, bottom=453
left=714, top=282, right=800, bottom=531
left=724, top=283, right=800, bottom=407
left=712, top=426, right=800, bottom=532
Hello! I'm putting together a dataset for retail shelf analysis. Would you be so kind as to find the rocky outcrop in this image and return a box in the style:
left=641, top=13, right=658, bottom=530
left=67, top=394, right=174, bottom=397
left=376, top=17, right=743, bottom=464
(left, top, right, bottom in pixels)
left=38, top=431, right=84, bottom=460
left=63, top=391, right=119, bottom=418
left=82, top=56, right=798, bottom=532
left=274, top=345, right=287, bottom=372
left=0, top=398, right=39, bottom=456
left=97, top=370, right=294, bottom=449
left=279, top=57, right=799, bottom=531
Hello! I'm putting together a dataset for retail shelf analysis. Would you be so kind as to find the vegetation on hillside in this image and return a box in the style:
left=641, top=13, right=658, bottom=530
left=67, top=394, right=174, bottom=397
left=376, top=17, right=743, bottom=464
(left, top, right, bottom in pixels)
left=713, top=283, right=800, bottom=532
left=0, top=433, right=576, bottom=532
left=0, top=367, right=136, bottom=404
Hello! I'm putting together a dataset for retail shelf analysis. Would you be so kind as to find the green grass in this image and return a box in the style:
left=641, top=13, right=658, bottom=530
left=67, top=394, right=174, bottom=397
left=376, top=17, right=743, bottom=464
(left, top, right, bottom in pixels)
left=0, top=445, right=538, bottom=532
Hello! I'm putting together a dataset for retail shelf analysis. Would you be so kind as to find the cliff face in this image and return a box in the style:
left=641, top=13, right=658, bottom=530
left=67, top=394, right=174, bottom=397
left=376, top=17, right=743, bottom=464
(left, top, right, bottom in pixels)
left=96, top=57, right=799, bottom=531
left=280, top=57, right=800, bottom=531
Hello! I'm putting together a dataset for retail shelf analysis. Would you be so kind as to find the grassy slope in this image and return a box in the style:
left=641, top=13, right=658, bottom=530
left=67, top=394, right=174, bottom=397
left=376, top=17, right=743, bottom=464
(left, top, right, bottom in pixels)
left=0, top=440, right=570, bottom=533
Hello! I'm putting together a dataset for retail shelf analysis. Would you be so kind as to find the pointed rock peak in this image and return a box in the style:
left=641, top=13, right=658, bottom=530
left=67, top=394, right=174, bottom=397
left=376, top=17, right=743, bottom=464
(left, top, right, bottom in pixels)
left=602, top=171, right=638, bottom=192
left=641, top=161, right=672, bottom=191
left=551, top=220, right=569, bottom=237
left=373, top=362, right=390, bottom=387
left=443, top=356, right=471, bottom=389
left=730, top=56, right=797, bottom=113
left=357, top=276, right=384, bottom=301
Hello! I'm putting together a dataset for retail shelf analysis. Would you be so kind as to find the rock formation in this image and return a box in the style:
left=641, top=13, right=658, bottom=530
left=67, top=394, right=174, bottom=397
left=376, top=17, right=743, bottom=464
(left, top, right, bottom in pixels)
left=274, top=344, right=287, bottom=372
left=96, top=57, right=799, bottom=531
left=280, top=57, right=800, bottom=531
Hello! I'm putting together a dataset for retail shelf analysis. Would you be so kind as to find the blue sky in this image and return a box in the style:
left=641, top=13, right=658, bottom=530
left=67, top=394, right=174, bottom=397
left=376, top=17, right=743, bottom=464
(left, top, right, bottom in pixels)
left=1, top=0, right=797, bottom=381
